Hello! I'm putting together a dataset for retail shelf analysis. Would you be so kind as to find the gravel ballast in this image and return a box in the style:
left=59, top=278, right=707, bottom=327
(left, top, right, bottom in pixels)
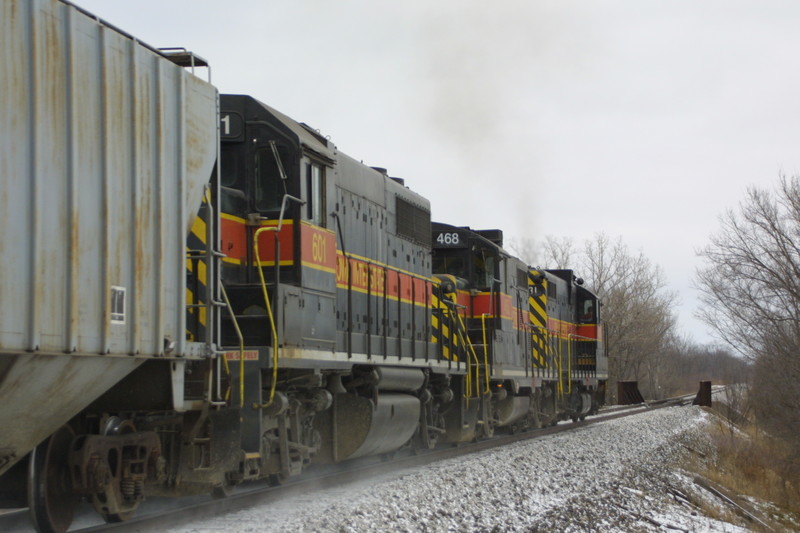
left=168, top=406, right=748, bottom=532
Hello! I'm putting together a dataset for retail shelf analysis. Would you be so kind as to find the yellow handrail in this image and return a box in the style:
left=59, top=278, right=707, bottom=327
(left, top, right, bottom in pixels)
left=480, top=314, right=490, bottom=394
left=556, top=329, right=563, bottom=398
left=250, top=194, right=304, bottom=409
left=253, top=225, right=280, bottom=408
left=455, top=312, right=481, bottom=401
left=453, top=308, right=471, bottom=399
left=568, top=333, right=573, bottom=394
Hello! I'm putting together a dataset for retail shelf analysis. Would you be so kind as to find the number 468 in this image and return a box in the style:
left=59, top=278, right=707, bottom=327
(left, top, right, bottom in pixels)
left=436, top=232, right=459, bottom=245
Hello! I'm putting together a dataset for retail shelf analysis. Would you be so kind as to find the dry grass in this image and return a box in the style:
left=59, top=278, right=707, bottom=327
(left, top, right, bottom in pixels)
left=692, top=416, right=800, bottom=530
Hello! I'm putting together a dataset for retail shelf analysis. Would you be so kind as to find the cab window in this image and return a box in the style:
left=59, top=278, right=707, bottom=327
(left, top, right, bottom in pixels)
left=579, top=299, right=596, bottom=323
left=473, top=252, right=495, bottom=291
left=255, top=146, right=290, bottom=213
left=220, top=149, right=239, bottom=188
left=433, top=253, right=468, bottom=279
left=306, top=162, right=324, bottom=226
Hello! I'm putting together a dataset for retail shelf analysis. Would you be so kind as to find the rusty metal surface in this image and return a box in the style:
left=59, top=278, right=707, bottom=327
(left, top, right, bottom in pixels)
left=692, top=380, right=713, bottom=407
left=617, top=381, right=645, bottom=405
left=0, top=0, right=218, bottom=479
left=0, top=353, right=143, bottom=478
left=0, top=0, right=217, bottom=358
left=70, top=429, right=161, bottom=518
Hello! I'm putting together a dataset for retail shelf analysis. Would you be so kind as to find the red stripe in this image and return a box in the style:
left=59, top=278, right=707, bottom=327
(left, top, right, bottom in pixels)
left=470, top=293, right=513, bottom=319
left=336, top=254, right=431, bottom=301
left=220, top=217, right=247, bottom=262
left=299, top=223, right=336, bottom=271
left=576, top=324, right=598, bottom=340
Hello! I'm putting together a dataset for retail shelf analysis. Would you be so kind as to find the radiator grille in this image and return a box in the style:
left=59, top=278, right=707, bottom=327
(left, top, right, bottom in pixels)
left=396, top=196, right=431, bottom=247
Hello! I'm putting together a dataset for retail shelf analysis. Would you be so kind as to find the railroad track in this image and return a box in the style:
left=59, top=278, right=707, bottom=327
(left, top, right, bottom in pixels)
left=2, top=390, right=717, bottom=533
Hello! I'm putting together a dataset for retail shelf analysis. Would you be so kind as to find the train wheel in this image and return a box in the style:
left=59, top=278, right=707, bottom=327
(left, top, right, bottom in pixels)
left=480, top=396, right=495, bottom=439
left=93, top=417, right=138, bottom=524
left=419, top=409, right=445, bottom=450
left=528, top=394, right=542, bottom=429
left=28, top=425, right=79, bottom=533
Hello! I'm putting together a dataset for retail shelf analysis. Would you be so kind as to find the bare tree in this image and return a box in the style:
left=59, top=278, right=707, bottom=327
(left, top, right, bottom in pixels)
left=697, top=177, right=800, bottom=357
left=588, top=236, right=675, bottom=400
left=542, top=233, right=677, bottom=401
left=541, top=235, right=577, bottom=269
left=697, top=175, right=800, bottom=454
left=651, top=336, right=752, bottom=401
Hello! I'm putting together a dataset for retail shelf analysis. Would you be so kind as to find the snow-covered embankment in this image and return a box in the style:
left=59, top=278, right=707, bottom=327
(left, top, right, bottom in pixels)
left=169, top=407, right=742, bottom=532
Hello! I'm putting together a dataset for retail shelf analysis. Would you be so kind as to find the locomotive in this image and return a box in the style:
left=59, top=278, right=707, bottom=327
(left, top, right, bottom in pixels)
left=0, top=1, right=607, bottom=531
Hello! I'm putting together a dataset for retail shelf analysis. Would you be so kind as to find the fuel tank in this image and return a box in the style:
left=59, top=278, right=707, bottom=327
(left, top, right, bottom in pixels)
left=331, top=393, right=420, bottom=461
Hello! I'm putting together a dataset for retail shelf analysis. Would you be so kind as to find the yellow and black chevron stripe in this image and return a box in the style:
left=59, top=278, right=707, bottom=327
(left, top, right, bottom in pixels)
left=528, top=270, right=548, bottom=368
left=186, top=191, right=210, bottom=342
left=430, top=283, right=464, bottom=362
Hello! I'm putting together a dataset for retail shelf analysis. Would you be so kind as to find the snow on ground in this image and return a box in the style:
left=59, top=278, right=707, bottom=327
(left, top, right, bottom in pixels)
left=168, top=406, right=750, bottom=533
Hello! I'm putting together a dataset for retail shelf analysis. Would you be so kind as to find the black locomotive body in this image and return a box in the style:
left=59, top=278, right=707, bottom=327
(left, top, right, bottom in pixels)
left=0, top=3, right=607, bottom=531
left=431, top=223, right=607, bottom=431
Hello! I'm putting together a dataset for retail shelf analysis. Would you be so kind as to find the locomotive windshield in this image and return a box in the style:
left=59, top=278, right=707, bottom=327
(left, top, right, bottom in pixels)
left=432, top=248, right=497, bottom=291
left=255, top=144, right=292, bottom=213
left=220, top=148, right=247, bottom=215
left=433, top=253, right=469, bottom=279
left=473, top=251, right=496, bottom=291
left=220, top=150, right=238, bottom=188
left=578, top=296, right=596, bottom=323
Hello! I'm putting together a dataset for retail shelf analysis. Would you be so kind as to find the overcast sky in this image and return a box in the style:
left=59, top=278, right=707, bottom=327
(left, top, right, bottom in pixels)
left=75, top=0, right=800, bottom=345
